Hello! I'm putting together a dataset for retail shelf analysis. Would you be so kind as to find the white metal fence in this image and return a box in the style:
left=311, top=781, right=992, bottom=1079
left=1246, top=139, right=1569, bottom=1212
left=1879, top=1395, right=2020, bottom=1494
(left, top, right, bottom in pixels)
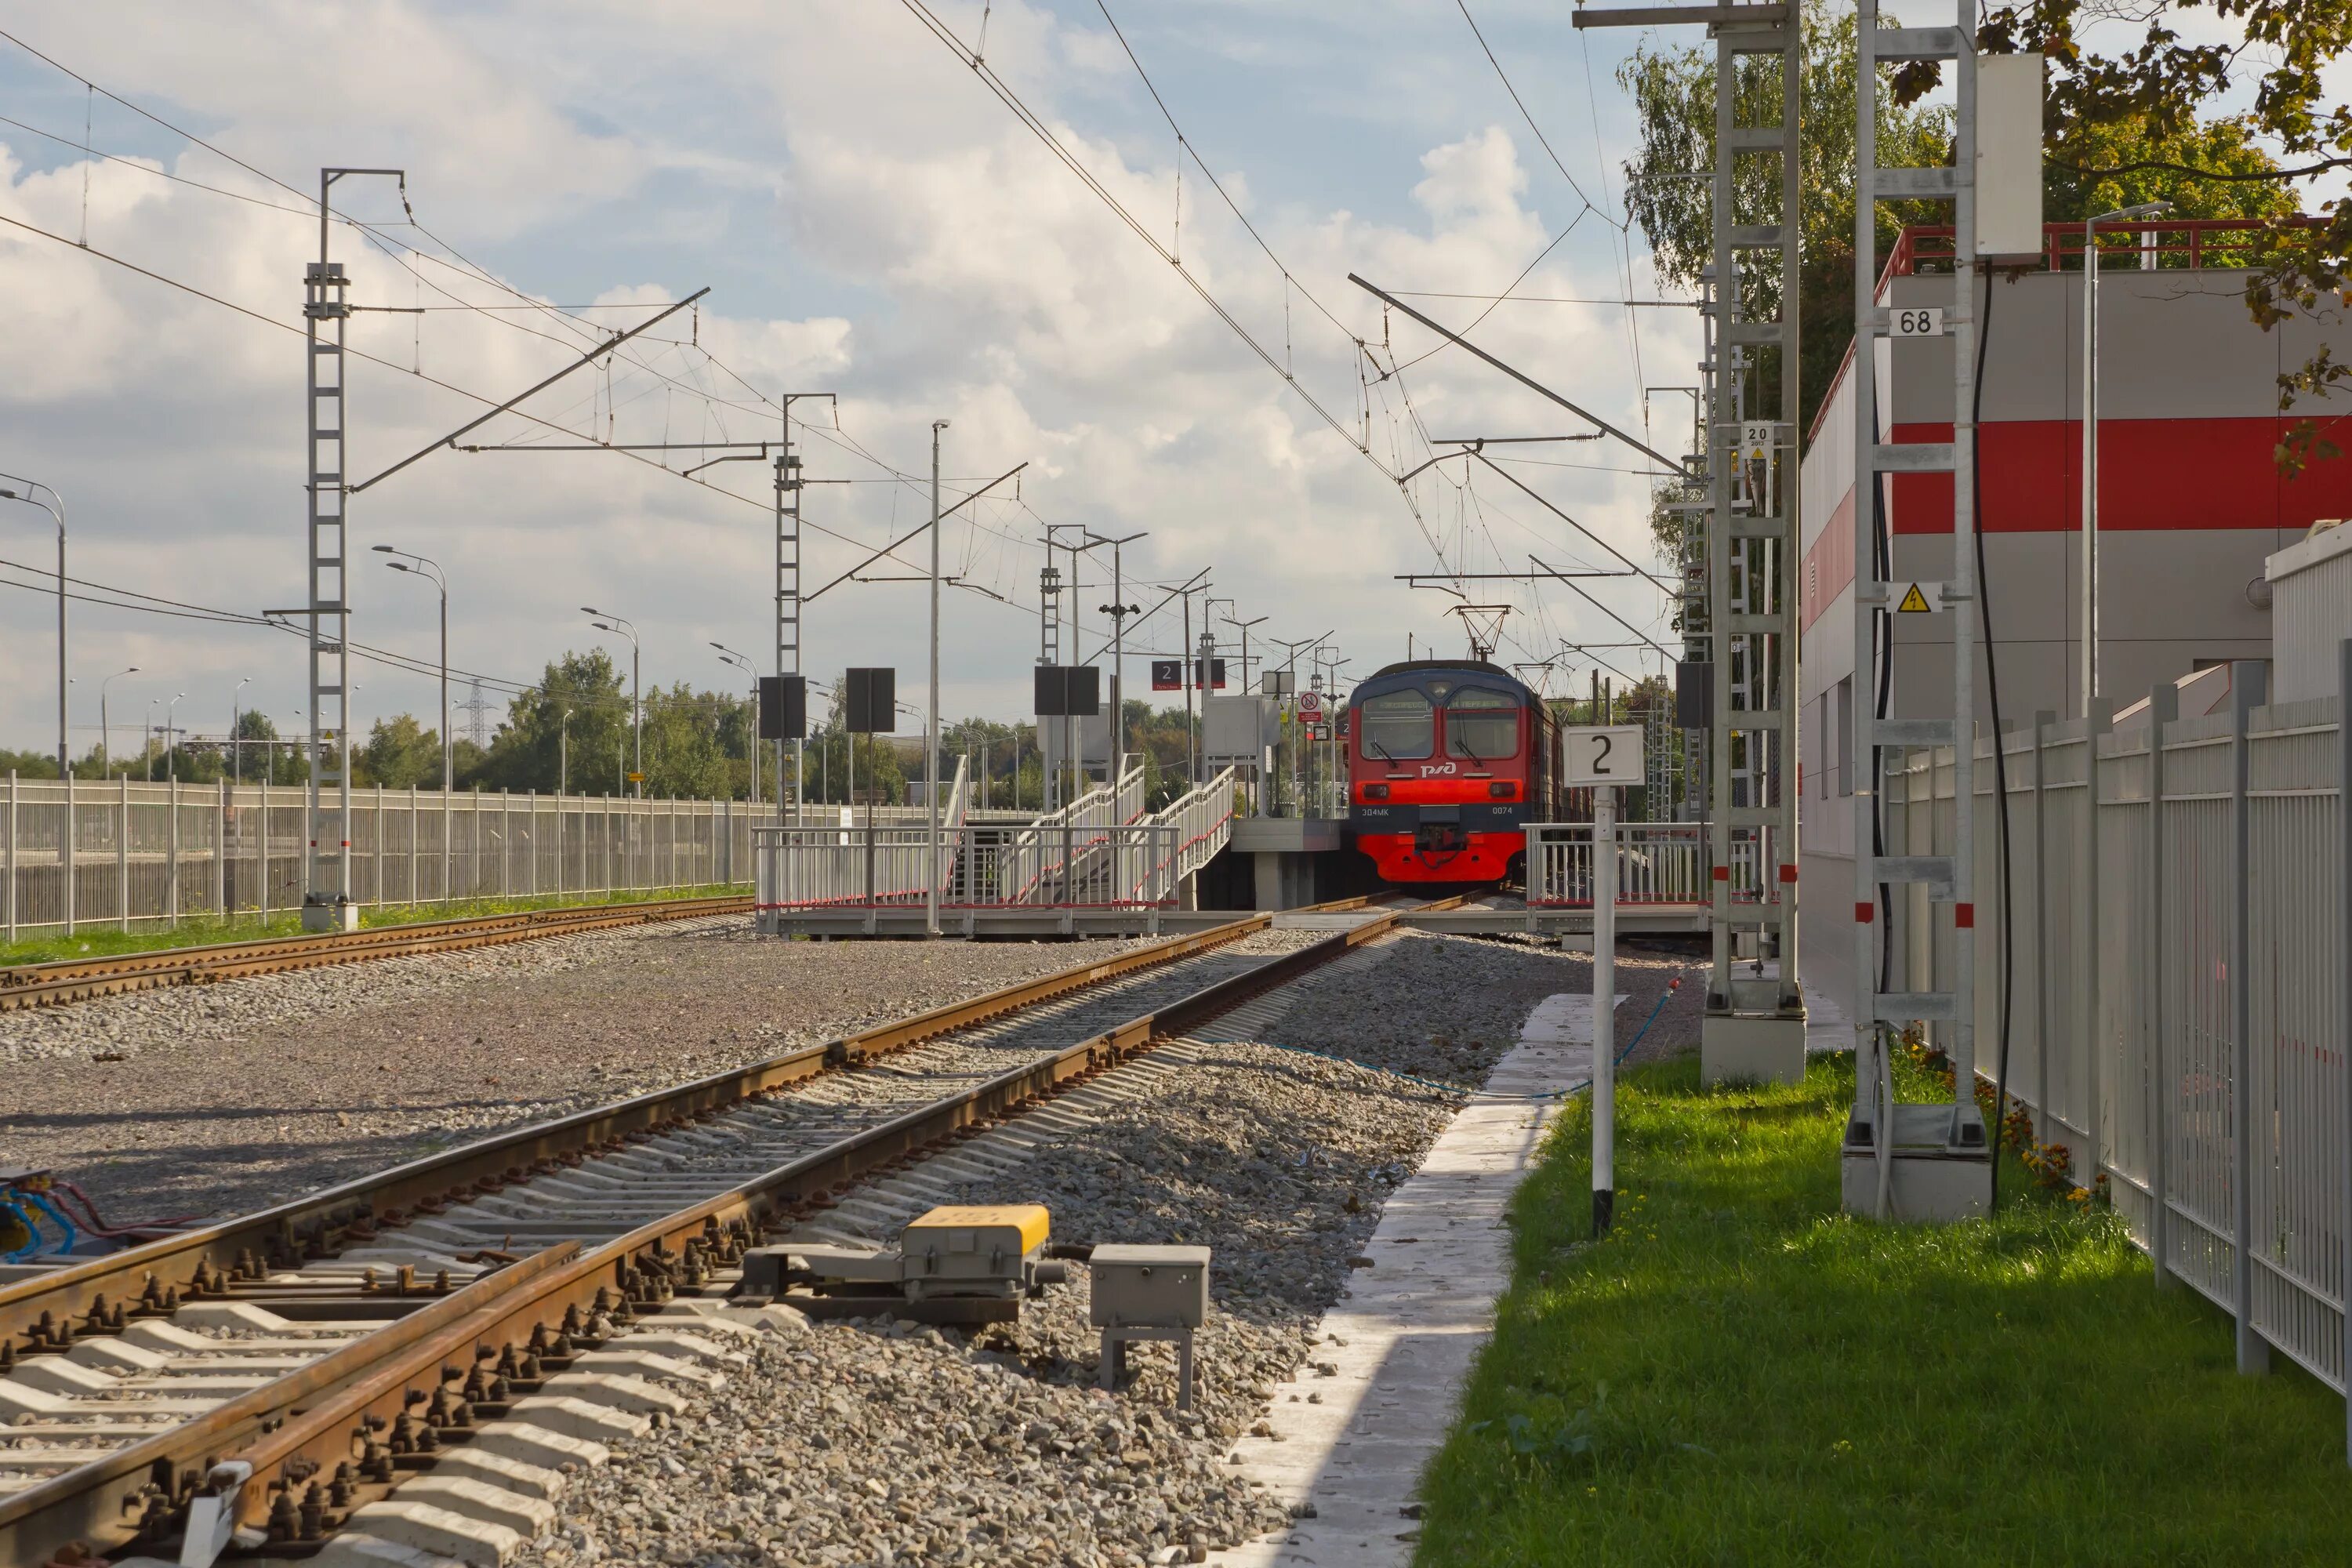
left=1525, top=822, right=1736, bottom=907
left=1882, top=656, right=2352, bottom=1422
left=2, top=775, right=759, bottom=940
left=753, top=765, right=1236, bottom=920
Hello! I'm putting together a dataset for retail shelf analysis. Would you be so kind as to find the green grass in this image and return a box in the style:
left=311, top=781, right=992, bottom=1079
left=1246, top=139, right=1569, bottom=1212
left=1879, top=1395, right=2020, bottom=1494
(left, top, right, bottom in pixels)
left=0, top=882, right=747, bottom=967
left=1414, top=1053, right=2352, bottom=1566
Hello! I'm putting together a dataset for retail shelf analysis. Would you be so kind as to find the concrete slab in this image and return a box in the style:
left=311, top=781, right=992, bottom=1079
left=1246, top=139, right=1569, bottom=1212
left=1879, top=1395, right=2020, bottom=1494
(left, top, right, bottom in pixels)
left=391, top=1475, right=557, bottom=1541
left=465, top=1420, right=611, bottom=1472
left=343, top=1499, right=524, bottom=1567
left=1216, top=992, right=1597, bottom=1566
left=500, top=1393, right=649, bottom=1443
left=307, top=1532, right=463, bottom=1568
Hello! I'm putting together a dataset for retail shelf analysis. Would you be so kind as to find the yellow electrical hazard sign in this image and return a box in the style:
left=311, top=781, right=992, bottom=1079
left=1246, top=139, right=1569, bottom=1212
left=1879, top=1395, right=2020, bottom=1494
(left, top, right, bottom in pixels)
left=1893, top=581, right=1944, bottom=613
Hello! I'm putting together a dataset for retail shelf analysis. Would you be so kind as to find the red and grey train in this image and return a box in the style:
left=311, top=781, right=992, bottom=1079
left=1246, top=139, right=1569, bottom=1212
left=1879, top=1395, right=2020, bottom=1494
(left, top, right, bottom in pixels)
left=1345, top=659, right=1562, bottom=884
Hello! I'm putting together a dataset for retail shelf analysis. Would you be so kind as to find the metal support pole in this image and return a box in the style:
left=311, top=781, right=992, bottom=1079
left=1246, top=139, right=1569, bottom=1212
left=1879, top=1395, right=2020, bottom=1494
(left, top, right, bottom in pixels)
left=2229, top=659, right=2269, bottom=1374
left=214, top=778, right=227, bottom=915
left=2080, top=698, right=2111, bottom=1183
left=258, top=775, right=269, bottom=927
left=5, top=770, right=13, bottom=945
left=167, top=775, right=180, bottom=929
left=2339, top=639, right=2352, bottom=1461
left=1593, top=783, right=1617, bottom=1236
left=118, top=771, right=129, bottom=931
left=2147, top=677, right=2177, bottom=1288
left=927, top=420, right=946, bottom=938
left=302, top=168, right=401, bottom=932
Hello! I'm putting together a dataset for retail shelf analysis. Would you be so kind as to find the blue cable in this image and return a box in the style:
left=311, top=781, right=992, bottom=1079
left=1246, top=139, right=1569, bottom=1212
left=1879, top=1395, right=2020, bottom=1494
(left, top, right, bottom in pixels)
left=0, top=1196, right=45, bottom=1265
left=25, top=1192, right=78, bottom=1258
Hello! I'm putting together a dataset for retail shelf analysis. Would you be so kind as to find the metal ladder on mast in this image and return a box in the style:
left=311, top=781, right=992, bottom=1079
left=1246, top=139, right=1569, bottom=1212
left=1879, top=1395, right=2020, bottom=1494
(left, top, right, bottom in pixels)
left=1698, top=4, right=1807, bottom=1078
left=1842, top=3, right=1991, bottom=1217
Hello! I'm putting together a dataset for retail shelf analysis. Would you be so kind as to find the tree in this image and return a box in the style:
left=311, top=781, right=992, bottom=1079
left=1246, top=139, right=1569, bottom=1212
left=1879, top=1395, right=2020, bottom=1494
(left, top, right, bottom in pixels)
left=474, top=650, right=627, bottom=796
left=1619, top=0, right=2293, bottom=444
left=356, top=713, right=442, bottom=789
left=1968, top=0, right=2347, bottom=472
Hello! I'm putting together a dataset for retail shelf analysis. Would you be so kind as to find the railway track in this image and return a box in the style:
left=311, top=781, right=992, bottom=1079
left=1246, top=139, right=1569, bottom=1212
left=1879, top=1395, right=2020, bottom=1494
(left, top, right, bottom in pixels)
left=2, top=895, right=1450, bottom=1564
left=0, top=895, right=753, bottom=1013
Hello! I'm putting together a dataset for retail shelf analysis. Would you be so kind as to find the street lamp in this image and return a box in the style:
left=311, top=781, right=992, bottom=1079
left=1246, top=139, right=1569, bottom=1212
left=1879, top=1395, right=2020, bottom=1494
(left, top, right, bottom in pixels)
left=231, top=676, right=252, bottom=786
left=712, top=643, right=760, bottom=811
left=559, top=706, right=572, bottom=798
left=145, top=697, right=160, bottom=782
left=0, top=475, right=67, bottom=782
left=164, top=691, right=187, bottom=784
left=2082, top=198, right=2171, bottom=714
left=584, top=608, right=641, bottom=797
left=2, top=473, right=70, bottom=932
left=380, top=544, right=452, bottom=897
left=101, top=666, right=137, bottom=779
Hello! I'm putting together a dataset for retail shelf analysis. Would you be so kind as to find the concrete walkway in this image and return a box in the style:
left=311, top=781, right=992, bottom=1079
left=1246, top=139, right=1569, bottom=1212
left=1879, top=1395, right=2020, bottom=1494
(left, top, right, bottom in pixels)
left=1217, top=990, right=1618, bottom=1566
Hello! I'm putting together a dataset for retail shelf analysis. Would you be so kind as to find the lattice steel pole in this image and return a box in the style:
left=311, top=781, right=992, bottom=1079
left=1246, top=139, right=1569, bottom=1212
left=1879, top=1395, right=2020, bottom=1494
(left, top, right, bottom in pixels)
left=303, top=167, right=403, bottom=932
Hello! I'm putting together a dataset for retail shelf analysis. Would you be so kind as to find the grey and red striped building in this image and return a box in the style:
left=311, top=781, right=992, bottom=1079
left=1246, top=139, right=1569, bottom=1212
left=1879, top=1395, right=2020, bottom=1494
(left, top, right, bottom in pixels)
left=1796, top=220, right=2352, bottom=1002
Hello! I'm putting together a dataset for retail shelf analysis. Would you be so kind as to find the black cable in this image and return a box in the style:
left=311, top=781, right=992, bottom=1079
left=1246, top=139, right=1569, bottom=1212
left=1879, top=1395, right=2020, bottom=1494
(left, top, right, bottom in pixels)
left=1871, top=404, right=1894, bottom=994
left=1974, top=274, right=2016, bottom=1215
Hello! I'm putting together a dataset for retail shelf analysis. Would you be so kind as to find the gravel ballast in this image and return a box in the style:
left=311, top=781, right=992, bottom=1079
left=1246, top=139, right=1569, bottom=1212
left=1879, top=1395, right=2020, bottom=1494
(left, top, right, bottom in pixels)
left=517, top=931, right=1705, bottom=1567
left=2, top=920, right=1189, bottom=1221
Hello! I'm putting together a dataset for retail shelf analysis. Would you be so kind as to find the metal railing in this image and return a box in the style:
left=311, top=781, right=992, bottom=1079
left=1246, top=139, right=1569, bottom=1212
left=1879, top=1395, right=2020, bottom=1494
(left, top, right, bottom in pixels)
left=1525, top=822, right=1731, bottom=908
left=1, top=774, right=754, bottom=940
left=1881, top=658, right=2352, bottom=1427
left=753, top=763, right=1237, bottom=920
left=756, top=822, right=1197, bottom=914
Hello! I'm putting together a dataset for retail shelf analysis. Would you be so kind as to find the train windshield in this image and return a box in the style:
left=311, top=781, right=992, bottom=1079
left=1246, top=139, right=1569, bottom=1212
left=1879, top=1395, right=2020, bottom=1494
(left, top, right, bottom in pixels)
left=1445, top=688, right=1520, bottom=760
left=1359, top=690, right=1434, bottom=760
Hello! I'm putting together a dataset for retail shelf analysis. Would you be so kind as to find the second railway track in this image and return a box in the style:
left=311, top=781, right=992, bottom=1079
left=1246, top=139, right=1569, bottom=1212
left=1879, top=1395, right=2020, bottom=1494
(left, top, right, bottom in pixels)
left=1, top=895, right=1450, bottom=1564
left=0, top=894, right=753, bottom=1012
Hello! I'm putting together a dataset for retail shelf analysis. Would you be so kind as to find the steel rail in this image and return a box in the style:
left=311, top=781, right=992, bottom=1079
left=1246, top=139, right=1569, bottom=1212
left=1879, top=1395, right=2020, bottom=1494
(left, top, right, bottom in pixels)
left=0, top=910, right=1281, bottom=1356
left=2, top=895, right=1452, bottom=1560
left=0, top=895, right=754, bottom=1011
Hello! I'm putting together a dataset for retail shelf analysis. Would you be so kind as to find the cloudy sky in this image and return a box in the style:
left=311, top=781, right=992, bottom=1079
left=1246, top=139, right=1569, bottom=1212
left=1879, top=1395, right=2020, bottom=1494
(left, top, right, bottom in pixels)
left=6, top=1, right=2315, bottom=757
left=0, top=0, right=1715, bottom=755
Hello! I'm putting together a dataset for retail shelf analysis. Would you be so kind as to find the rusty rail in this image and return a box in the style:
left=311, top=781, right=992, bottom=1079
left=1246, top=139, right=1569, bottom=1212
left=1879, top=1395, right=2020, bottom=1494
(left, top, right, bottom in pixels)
left=0, top=910, right=1276, bottom=1356
left=2, top=895, right=1443, bottom=1563
left=0, top=894, right=754, bottom=1011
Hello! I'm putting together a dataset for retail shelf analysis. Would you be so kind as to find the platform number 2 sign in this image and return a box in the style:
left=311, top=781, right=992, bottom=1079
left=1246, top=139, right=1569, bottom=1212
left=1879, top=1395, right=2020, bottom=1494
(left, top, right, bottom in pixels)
left=1565, top=724, right=1646, bottom=787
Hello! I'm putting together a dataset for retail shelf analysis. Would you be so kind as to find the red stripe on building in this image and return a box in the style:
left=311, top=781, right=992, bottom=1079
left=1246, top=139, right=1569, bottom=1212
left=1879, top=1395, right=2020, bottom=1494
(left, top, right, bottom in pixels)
left=1799, top=416, right=2352, bottom=633
left=1885, top=417, right=2352, bottom=534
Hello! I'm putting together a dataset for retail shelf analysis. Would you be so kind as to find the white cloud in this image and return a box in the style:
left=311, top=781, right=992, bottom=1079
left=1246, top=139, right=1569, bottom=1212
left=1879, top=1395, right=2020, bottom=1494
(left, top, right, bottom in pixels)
left=0, top=0, right=1689, bottom=757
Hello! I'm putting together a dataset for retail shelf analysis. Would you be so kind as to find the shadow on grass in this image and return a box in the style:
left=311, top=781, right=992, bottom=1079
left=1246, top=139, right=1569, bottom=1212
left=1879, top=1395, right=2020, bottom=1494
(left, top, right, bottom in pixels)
left=1413, top=1054, right=2352, bottom=1567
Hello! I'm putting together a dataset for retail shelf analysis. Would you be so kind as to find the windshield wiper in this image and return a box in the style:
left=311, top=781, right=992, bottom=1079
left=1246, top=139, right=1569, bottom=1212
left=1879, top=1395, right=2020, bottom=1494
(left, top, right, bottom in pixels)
left=1366, top=736, right=1395, bottom=762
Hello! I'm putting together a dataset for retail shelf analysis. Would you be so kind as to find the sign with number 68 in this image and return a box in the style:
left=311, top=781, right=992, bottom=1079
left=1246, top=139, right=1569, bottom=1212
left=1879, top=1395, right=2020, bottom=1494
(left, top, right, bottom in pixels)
left=1891, top=306, right=1944, bottom=337
left=1564, top=724, right=1646, bottom=787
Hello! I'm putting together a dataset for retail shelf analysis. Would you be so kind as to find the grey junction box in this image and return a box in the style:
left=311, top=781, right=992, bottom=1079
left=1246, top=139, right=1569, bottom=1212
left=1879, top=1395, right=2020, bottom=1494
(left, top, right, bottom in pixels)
left=1090, top=1243, right=1211, bottom=1410
left=1090, top=1244, right=1210, bottom=1329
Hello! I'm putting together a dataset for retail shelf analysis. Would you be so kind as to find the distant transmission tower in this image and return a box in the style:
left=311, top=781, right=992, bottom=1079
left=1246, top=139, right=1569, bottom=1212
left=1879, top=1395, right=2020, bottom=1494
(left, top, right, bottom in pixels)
left=457, top=677, right=495, bottom=748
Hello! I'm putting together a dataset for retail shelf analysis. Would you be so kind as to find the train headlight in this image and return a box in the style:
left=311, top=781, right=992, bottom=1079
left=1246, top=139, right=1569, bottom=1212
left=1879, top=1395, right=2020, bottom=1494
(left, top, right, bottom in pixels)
left=1487, top=781, right=1515, bottom=799
left=1362, top=784, right=1389, bottom=800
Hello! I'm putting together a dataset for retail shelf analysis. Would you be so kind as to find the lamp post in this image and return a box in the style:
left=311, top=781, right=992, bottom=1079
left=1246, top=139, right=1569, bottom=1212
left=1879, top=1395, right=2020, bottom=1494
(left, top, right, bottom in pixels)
left=146, top=698, right=159, bottom=783
left=165, top=691, right=187, bottom=784
left=2, top=474, right=70, bottom=931
left=584, top=609, right=641, bottom=797
left=2082, top=200, right=2170, bottom=714
left=712, top=643, right=759, bottom=811
left=927, top=419, right=949, bottom=938
left=377, top=546, right=451, bottom=897
left=101, top=666, right=138, bottom=780
left=231, top=676, right=252, bottom=786
left=559, top=706, right=571, bottom=798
